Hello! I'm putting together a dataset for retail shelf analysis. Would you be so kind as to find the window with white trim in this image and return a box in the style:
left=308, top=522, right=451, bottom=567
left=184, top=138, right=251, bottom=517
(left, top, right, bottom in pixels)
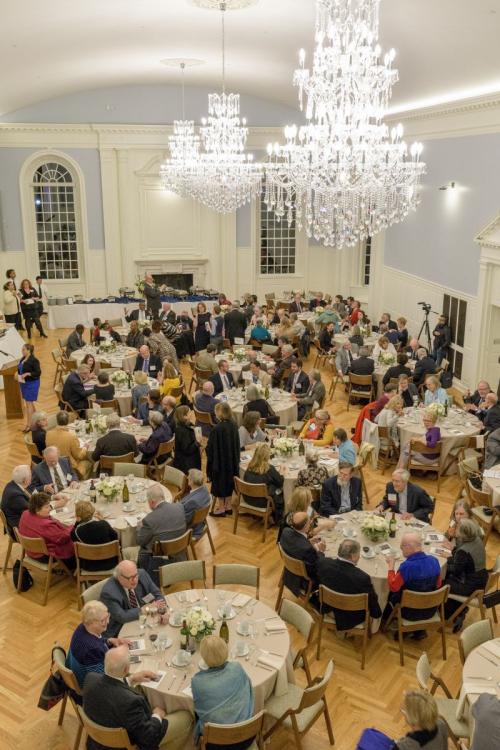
left=260, top=181, right=296, bottom=275
left=32, top=162, right=80, bottom=280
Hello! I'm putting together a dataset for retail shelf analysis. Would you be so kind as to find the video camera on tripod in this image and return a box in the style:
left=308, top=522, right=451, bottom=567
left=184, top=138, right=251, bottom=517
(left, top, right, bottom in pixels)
left=418, top=301, right=432, bottom=314
left=417, top=302, right=435, bottom=352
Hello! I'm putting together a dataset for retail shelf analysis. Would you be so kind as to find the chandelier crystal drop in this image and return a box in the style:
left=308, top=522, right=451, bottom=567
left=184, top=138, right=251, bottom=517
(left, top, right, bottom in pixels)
left=160, top=2, right=262, bottom=213
left=264, top=0, right=425, bottom=248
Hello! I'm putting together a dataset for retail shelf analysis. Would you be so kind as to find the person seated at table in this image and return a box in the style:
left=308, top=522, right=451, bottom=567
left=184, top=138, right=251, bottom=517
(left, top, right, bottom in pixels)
left=382, top=353, right=412, bottom=386
left=485, top=425, right=500, bottom=469
left=194, top=343, right=219, bottom=374
left=91, top=413, right=138, bottom=465
left=131, top=370, right=150, bottom=414
left=271, top=344, right=295, bottom=387
left=46, top=411, right=93, bottom=479
left=335, top=340, right=355, bottom=378
left=137, top=411, right=172, bottom=465
left=62, top=364, right=96, bottom=416
left=299, top=409, right=334, bottom=447
left=316, top=305, right=340, bottom=327
left=244, top=360, right=271, bottom=389
left=101, top=321, right=122, bottom=344
left=238, top=410, right=266, bottom=449
left=30, top=445, right=79, bottom=494
left=377, top=469, right=434, bottom=522
left=470, top=693, right=500, bottom=750
left=349, top=325, right=364, bottom=351
left=30, top=410, right=47, bottom=463
left=375, top=395, right=404, bottom=449
left=309, top=292, right=327, bottom=311
left=134, top=344, right=162, bottom=379
left=385, top=320, right=400, bottom=347
left=295, top=369, right=326, bottom=421
left=71, top=500, right=119, bottom=571
left=423, top=375, right=447, bottom=406
left=180, top=469, right=211, bottom=539
left=393, top=690, right=448, bottom=750
left=413, top=348, right=436, bottom=387
left=443, top=518, right=488, bottom=631
left=398, top=374, right=420, bottom=408
left=270, top=336, right=289, bottom=363
left=66, top=324, right=86, bottom=356
left=279, top=487, right=335, bottom=543
left=296, top=450, right=329, bottom=490
left=369, top=383, right=397, bottom=420
left=125, top=320, right=144, bottom=350
left=250, top=317, right=272, bottom=343
left=373, top=335, right=397, bottom=361
left=93, top=371, right=115, bottom=402
left=193, top=381, right=218, bottom=437
left=332, top=294, right=347, bottom=318
left=316, top=539, right=382, bottom=627
left=90, top=317, right=103, bottom=345
left=159, top=361, right=182, bottom=401
left=478, top=392, right=500, bottom=432
left=285, top=358, right=310, bottom=396
left=136, top=388, right=163, bottom=426
left=279, top=511, right=325, bottom=591
left=320, top=462, right=362, bottom=516
left=2, top=464, right=65, bottom=535
left=172, top=405, right=201, bottom=474
left=463, top=379, right=493, bottom=412
left=319, top=322, right=335, bottom=353
left=275, top=316, right=294, bottom=343
left=83, top=645, right=193, bottom=749
left=398, top=409, right=441, bottom=470
left=19, top=492, right=76, bottom=569
left=289, top=312, right=305, bottom=339
left=384, top=532, right=442, bottom=634
left=100, top=560, right=167, bottom=638
left=405, top=337, right=421, bottom=362
left=125, top=300, right=149, bottom=323
left=242, top=383, right=279, bottom=424
left=210, top=359, right=235, bottom=395
left=66, top=601, right=130, bottom=690
left=81, top=353, right=99, bottom=379
left=444, top=499, right=478, bottom=544
left=192, top=635, right=254, bottom=746
left=243, top=442, right=284, bottom=521
left=333, top=428, right=357, bottom=464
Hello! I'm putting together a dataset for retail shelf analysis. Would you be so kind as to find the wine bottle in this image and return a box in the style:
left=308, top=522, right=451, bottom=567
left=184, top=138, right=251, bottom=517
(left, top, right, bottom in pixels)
left=444, top=400, right=448, bottom=416
left=219, top=615, right=229, bottom=644
left=389, top=512, right=397, bottom=539
left=89, top=480, right=97, bottom=504
left=122, top=480, right=129, bottom=504
left=265, top=385, right=270, bottom=400
left=298, top=439, right=305, bottom=456
left=180, top=620, right=189, bottom=650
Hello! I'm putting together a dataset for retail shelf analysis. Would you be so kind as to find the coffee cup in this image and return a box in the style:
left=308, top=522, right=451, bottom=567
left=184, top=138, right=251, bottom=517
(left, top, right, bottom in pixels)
left=235, top=640, right=246, bottom=656
left=223, top=602, right=232, bottom=617
left=239, top=620, right=250, bottom=636
left=176, top=649, right=190, bottom=665
left=171, top=611, right=183, bottom=627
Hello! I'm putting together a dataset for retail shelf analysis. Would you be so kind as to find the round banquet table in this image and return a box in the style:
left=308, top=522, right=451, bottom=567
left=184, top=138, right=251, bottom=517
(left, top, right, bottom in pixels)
left=50, top=477, right=171, bottom=547
left=69, top=416, right=152, bottom=452
left=85, top=373, right=157, bottom=417
left=483, top=472, right=500, bottom=506
left=216, top=389, right=297, bottom=427
left=215, top=352, right=275, bottom=384
left=239, top=446, right=338, bottom=506
left=457, top=637, right=500, bottom=726
left=70, top=344, right=139, bottom=374
left=397, top=406, right=482, bottom=475
left=334, top=333, right=379, bottom=352
left=321, top=510, right=448, bottom=632
left=120, top=588, right=293, bottom=731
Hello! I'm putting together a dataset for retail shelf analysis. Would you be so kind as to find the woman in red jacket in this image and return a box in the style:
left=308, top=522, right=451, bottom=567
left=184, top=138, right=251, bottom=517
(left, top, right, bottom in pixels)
left=19, top=492, right=75, bottom=569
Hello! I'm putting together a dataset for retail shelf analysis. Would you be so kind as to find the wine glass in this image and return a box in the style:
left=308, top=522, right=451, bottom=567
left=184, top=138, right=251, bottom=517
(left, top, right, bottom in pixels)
left=139, top=613, right=147, bottom=632
left=149, top=633, right=158, bottom=653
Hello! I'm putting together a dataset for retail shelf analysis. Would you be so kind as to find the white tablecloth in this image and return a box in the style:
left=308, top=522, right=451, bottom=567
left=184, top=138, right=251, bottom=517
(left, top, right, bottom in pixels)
left=70, top=345, right=139, bottom=374
left=48, top=300, right=216, bottom=329
left=0, top=326, right=25, bottom=389
left=217, top=390, right=297, bottom=427
left=457, top=637, right=500, bottom=724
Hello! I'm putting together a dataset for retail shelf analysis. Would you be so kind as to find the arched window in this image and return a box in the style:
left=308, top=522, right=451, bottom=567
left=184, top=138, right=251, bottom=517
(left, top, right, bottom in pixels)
left=32, top=162, right=80, bottom=280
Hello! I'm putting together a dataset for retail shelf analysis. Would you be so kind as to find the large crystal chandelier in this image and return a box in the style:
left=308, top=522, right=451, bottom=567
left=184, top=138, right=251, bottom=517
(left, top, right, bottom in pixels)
left=161, top=1, right=262, bottom=213
left=264, top=0, right=425, bottom=248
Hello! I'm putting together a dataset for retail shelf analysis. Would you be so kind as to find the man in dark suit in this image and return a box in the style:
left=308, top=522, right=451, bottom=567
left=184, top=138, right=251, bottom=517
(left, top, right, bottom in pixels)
left=296, top=370, right=326, bottom=420
left=194, top=381, right=219, bottom=436
left=271, top=345, right=295, bottom=387
left=285, top=358, right=310, bottom=396
left=279, top=512, right=325, bottom=595
left=350, top=347, right=375, bottom=377
left=309, top=293, right=327, bottom=311
left=143, top=274, right=161, bottom=318
left=319, top=323, right=335, bottom=353
left=158, top=302, right=177, bottom=327
left=2, top=465, right=68, bottom=534
left=289, top=293, right=305, bottom=314
left=463, top=380, right=492, bottom=411
left=413, top=348, right=436, bottom=387
left=125, top=320, right=145, bottom=349
left=125, top=301, right=150, bottom=323
left=209, top=360, right=235, bottom=396
left=377, top=469, right=434, bottom=522
left=316, top=539, right=382, bottom=629
left=405, top=337, right=421, bottom=361
left=134, top=344, right=162, bottom=379
left=320, top=463, right=363, bottom=516
left=223, top=301, right=247, bottom=344
left=101, top=560, right=166, bottom=637
left=65, top=324, right=85, bottom=356
left=382, top=353, right=412, bottom=386
left=83, top=646, right=192, bottom=750
left=61, top=365, right=95, bottom=415
left=479, top=393, right=500, bottom=432
left=30, top=447, right=78, bottom=493
left=91, top=413, right=138, bottom=466
left=161, top=396, right=177, bottom=435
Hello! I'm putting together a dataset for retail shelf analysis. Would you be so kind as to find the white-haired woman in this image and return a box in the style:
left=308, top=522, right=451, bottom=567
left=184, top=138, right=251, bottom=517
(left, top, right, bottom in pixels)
left=395, top=690, right=448, bottom=750
left=66, top=600, right=129, bottom=689
left=423, top=375, right=448, bottom=406
left=443, top=518, right=488, bottom=632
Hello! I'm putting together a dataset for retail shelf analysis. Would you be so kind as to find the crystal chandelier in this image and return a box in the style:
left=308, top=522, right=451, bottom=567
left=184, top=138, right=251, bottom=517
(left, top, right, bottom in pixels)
left=161, top=1, right=262, bottom=213
left=265, top=0, right=425, bottom=248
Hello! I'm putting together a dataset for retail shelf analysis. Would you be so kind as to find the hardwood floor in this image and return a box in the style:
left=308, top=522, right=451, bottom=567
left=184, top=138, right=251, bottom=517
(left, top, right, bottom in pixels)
left=0, top=326, right=498, bottom=750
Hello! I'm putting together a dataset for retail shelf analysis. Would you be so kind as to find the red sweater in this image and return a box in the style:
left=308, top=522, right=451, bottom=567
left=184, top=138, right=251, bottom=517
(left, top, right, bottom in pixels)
left=19, top=511, right=74, bottom=559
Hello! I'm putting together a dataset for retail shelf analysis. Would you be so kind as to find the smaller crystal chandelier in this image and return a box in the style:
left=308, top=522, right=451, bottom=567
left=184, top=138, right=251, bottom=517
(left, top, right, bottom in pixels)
left=161, top=1, right=262, bottom=213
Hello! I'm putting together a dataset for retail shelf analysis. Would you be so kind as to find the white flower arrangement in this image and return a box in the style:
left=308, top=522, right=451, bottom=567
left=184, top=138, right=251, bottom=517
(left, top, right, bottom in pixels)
left=185, top=606, right=215, bottom=641
left=99, top=340, right=117, bottom=354
left=136, top=319, right=150, bottom=331
left=274, top=437, right=297, bottom=456
left=378, top=352, right=396, bottom=366
left=87, top=415, right=108, bottom=434
left=233, top=347, right=247, bottom=362
left=426, top=402, right=446, bottom=418
left=111, top=370, right=129, bottom=388
left=96, top=478, right=120, bottom=501
left=359, top=325, right=369, bottom=336
left=135, top=276, right=146, bottom=296
left=219, top=304, right=229, bottom=313
left=314, top=306, right=325, bottom=315
left=361, top=514, right=390, bottom=542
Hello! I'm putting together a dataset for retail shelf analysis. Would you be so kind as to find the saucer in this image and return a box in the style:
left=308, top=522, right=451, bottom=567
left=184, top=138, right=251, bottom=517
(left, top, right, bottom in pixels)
left=169, top=616, right=184, bottom=628
left=172, top=652, right=191, bottom=667
left=234, top=644, right=250, bottom=658
left=361, top=549, right=376, bottom=559
left=217, top=607, right=236, bottom=620
left=236, top=624, right=252, bottom=636
left=122, top=506, right=136, bottom=513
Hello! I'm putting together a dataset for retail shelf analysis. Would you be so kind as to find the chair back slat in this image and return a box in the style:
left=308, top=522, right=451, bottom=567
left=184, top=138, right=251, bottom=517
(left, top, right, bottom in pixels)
left=77, top=707, right=136, bottom=749
left=190, top=505, right=210, bottom=528
left=202, top=712, right=264, bottom=749
left=154, top=529, right=192, bottom=557
left=53, top=646, right=82, bottom=695
left=159, top=559, right=206, bottom=589
left=349, top=373, right=373, bottom=386
left=194, top=409, right=214, bottom=426
left=298, top=659, right=334, bottom=710
left=15, top=530, right=49, bottom=555
left=409, top=441, right=442, bottom=456
left=400, top=584, right=449, bottom=610
left=74, top=540, right=121, bottom=561
left=319, top=585, right=368, bottom=612
left=278, top=544, right=310, bottom=579
left=100, top=453, right=135, bottom=471
left=234, top=476, right=269, bottom=500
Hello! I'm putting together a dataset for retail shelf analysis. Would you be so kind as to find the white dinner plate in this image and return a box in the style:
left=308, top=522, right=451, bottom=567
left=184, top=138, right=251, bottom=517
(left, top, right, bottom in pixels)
left=172, top=653, right=191, bottom=667
left=217, top=607, right=236, bottom=620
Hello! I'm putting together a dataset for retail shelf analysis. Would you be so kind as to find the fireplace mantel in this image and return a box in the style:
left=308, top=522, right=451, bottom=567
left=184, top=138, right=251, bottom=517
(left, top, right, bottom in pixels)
left=135, top=259, right=209, bottom=288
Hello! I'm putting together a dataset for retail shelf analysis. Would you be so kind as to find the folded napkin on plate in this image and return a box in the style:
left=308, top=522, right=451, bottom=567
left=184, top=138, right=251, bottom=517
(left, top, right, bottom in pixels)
left=456, top=681, right=497, bottom=719
left=109, top=516, right=128, bottom=530
left=257, top=654, right=281, bottom=670
left=265, top=621, right=287, bottom=633
left=140, top=671, right=166, bottom=689
left=182, top=684, right=193, bottom=697
left=232, top=593, right=251, bottom=608
left=482, top=641, right=500, bottom=660
left=125, top=516, right=138, bottom=528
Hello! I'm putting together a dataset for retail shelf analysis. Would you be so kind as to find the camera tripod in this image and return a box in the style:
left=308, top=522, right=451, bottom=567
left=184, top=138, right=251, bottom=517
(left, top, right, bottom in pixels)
left=417, top=308, right=433, bottom=353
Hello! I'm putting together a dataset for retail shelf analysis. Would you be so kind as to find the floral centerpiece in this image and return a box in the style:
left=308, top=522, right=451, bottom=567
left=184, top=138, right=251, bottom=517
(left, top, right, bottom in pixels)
left=361, top=514, right=390, bottom=542
left=87, top=415, right=108, bottom=434
left=359, top=325, right=369, bottom=337
left=378, top=352, right=396, bottom=366
left=136, top=319, right=150, bottom=331
left=185, top=606, right=215, bottom=642
left=135, top=276, right=146, bottom=297
left=274, top=437, right=297, bottom=456
left=314, top=306, right=325, bottom=316
left=111, top=370, right=130, bottom=388
left=99, top=339, right=117, bottom=354
left=219, top=304, right=229, bottom=314
left=96, top=478, right=121, bottom=502
left=426, top=402, right=446, bottom=419
left=233, top=347, right=247, bottom=362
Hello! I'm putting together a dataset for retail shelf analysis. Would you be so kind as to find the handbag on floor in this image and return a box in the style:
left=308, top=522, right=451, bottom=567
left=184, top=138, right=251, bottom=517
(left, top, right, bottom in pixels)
left=356, top=728, right=395, bottom=750
left=12, top=560, right=33, bottom=592
left=37, top=647, right=67, bottom=711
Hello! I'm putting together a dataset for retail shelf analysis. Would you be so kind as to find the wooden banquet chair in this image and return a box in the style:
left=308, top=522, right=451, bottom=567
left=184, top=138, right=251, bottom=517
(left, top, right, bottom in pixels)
left=162, top=465, right=188, bottom=500
left=159, top=559, right=207, bottom=594
left=466, top=479, right=499, bottom=544
left=275, top=544, right=314, bottom=611
left=233, top=476, right=274, bottom=544
left=188, top=505, right=216, bottom=557
left=14, top=529, right=73, bottom=606
left=316, top=586, right=372, bottom=669
left=213, top=563, right=260, bottom=598
left=347, top=373, right=375, bottom=409
left=153, top=529, right=193, bottom=561
left=52, top=646, right=84, bottom=750
left=408, top=439, right=442, bottom=490
left=74, top=540, right=122, bottom=606
left=113, top=463, right=146, bottom=478
left=77, top=707, right=137, bottom=750
left=278, top=598, right=315, bottom=685
left=0, top=509, right=16, bottom=574
left=99, top=452, right=135, bottom=473
left=146, top=437, right=175, bottom=481
left=200, top=712, right=265, bottom=750
left=458, top=619, right=494, bottom=665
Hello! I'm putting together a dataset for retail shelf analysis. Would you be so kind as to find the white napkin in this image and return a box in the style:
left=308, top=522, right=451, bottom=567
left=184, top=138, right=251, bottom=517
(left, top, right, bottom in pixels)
left=257, top=654, right=281, bottom=670
left=125, top=516, right=138, bottom=528
left=232, top=593, right=251, bottom=608
left=265, top=621, right=287, bottom=633
left=429, top=546, right=452, bottom=558
left=128, top=638, right=146, bottom=653
left=424, top=532, right=444, bottom=543
left=109, top=516, right=128, bottom=530
left=482, top=641, right=500, bottom=660
left=456, top=681, right=497, bottom=719
left=182, top=684, right=193, bottom=697
left=140, top=671, right=166, bottom=689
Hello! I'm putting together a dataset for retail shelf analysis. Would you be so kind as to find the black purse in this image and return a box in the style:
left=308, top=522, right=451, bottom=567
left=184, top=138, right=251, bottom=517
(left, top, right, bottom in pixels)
left=37, top=647, right=67, bottom=711
left=483, top=589, right=500, bottom=609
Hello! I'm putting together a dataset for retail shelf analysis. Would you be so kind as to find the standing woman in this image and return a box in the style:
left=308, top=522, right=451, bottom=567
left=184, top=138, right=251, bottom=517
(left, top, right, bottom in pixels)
left=19, top=278, right=47, bottom=338
left=16, top=343, right=41, bottom=432
left=172, top=404, right=202, bottom=474
left=209, top=304, right=225, bottom=352
left=194, top=302, right=211, bottom=353
left=2, top=280, right=22, bottom=328
left=207, top=402, right=240, bottom=516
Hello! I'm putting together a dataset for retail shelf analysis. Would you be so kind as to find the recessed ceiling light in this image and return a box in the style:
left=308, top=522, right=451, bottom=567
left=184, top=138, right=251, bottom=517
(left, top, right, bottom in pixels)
left=190, top=0, right=258, bottom=9
left=160, top=58, right=205, bottom=68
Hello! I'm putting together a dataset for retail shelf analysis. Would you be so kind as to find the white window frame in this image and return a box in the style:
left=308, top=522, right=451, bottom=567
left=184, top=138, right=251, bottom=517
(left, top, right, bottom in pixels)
left=258, top=182, right=299, bottom=277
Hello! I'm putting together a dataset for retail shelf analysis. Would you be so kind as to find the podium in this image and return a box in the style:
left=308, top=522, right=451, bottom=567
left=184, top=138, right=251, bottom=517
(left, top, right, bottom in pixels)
left=0, top=362, right=23, bottom=419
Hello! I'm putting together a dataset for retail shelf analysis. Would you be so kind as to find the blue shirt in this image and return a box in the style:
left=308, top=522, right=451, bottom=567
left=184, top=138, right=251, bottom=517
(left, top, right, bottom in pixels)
left=338, top=439, right=357, bottom=466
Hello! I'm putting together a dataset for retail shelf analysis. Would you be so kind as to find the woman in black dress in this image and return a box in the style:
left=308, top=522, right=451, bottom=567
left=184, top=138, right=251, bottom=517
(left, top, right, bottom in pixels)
left=71, top=499, right=119, bottom=571
left=172, top=405, right=202, bottom=474
left=206, top=402, right=240, bottom=516
left=242, top=384, right=279, bottom=424
left=19, top=278, right=47, bottom=338
left=194, top=302, right=211, bottom=352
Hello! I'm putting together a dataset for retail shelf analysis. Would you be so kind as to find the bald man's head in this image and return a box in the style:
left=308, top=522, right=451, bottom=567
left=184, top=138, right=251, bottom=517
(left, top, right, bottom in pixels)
left=105, top=645, right=130, bottom=678
left=202, top=381, right=215, bottom=396
left=400, top=532, right=422, bottom=558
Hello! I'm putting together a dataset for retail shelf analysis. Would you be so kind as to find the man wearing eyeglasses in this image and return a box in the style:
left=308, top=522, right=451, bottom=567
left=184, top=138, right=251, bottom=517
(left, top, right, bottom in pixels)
left=100, top=560, right=168, bottom=638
